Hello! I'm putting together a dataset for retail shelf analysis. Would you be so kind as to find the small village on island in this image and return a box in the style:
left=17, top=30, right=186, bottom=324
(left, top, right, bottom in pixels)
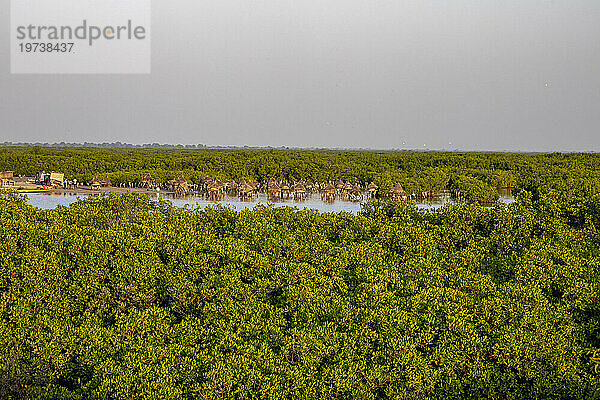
left=0, top=169, right=449, bottom=203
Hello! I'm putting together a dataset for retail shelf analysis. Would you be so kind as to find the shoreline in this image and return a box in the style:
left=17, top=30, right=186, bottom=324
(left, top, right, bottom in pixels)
left=10, top=180, right=175, bottom=196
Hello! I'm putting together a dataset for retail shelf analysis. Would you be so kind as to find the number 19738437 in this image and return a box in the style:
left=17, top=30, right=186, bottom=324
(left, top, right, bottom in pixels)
left=19, top=42, right=74, bottom=52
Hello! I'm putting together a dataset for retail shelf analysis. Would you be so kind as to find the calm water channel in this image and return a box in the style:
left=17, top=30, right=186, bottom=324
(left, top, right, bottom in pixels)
left=22, top=191, right=515, bottom=214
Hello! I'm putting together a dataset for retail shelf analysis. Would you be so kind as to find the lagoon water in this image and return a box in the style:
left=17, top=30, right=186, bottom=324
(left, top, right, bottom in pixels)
left=22, top=191, right=515, bottom=214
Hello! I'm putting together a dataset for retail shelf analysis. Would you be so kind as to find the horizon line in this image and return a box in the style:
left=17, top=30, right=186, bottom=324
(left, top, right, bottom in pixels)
left=1, top=142, right=599, bottom=154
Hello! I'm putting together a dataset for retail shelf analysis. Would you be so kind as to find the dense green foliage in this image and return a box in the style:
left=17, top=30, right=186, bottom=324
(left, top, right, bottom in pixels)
left=5, top=147, right=599, bottom=202
left=449, top=175, right=500, bottom=203
left=2, top=169, right=600, bottom=398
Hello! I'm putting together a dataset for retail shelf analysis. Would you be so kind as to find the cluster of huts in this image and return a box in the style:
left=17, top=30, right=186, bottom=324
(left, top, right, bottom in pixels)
left=0, top=169, right=434, bottom=201
left=183, top=178, right=433, bottom=201
left=139, top=174, right=191, bottom=195
left=164, top=176, right=378, bottom=201
left=133, top=175, right=390, bottom=201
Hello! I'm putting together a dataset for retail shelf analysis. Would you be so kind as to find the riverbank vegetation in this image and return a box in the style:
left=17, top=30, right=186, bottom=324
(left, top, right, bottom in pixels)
left=3, top=147, right=599, bottom=203
left=1, top=163, right=600, bottom=398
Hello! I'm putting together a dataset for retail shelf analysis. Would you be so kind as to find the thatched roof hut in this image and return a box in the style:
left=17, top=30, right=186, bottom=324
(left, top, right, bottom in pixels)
left=89, top=177, right=102, bottom=190
left=170, top=176, right=190, bottom=195
left=198, top=176, right=212, bottom=190
left=223, top=179, right=237, bottom=190
left=322, top=183, right=337, bottom=200
left=206, top=181, right=224, bottom=199
left=238, top=181, right=254, bottom=198
left=100, top=177, right=112, bottom=187
left=141, top=173, right=155, bottom=188
left=389, top=183, right=407, bottom=199
left=294, top=183, right=306, bottom=193
left=267, top=182, right=281, bottom=195
left=366, top=182, right=378, bottom=192
left=323, top=183, right=337, bottom=195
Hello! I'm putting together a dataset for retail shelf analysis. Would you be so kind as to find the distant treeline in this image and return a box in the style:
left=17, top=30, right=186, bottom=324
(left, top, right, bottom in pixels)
left=3, top=142, right=226, bottom=149
left=2, top=147, right=600, bottom=203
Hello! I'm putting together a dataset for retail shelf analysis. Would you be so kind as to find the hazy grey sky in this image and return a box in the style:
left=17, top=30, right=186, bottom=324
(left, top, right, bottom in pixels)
left=1, top=0, right=599, bottom=151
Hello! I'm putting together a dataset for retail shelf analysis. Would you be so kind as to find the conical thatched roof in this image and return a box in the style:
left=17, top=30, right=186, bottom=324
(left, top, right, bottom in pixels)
left=268, top=183, right=281, bottom=193
left=294, top=183, right=306, bottom=193
left=170, top=176, right=190, bottom=194
left=100, top=177, right=112, bottom=187
left=141, top=173, right=155, bottom=188
left=367, top=182, right=378, bottom=191
left=323, top=183, right=336, bottom=194
left=389, top=183, right=406, bottom=195
left=239, top=182, right=254, bottom=194
left=142, top=173, right=154, bottom=182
